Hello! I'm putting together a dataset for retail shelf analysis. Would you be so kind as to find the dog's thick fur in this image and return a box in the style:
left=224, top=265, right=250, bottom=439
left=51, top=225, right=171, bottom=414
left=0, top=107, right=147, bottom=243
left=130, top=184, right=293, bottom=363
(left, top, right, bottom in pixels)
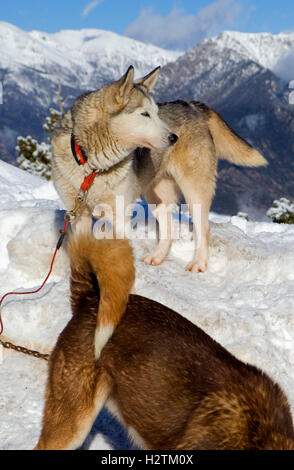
left=52, top=66, right=267, bottom=274
left=35, top=235, right=294, bottom=450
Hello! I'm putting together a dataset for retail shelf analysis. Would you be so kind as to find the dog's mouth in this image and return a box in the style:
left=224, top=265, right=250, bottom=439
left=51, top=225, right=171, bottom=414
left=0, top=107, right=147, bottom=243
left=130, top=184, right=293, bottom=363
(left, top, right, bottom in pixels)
left=139, top=141, right=155, bottom=150
left=139, top=140, right=170, bottom=151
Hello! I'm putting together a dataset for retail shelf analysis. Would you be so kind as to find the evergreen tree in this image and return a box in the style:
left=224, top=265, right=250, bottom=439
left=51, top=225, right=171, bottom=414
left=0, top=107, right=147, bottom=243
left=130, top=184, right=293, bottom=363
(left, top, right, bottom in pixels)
left=42, top=107, right=62, bottom=134
left=267, top=198, right=294, bottom=224
left=16, top=136, right=52, bottom=180
left=16, top=82, right=68, bottom=180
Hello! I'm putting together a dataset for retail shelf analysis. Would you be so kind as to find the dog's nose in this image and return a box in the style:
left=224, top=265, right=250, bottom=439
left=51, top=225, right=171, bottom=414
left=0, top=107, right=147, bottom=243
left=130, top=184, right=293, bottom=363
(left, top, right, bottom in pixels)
left=168, top=133, right=178, bottom=145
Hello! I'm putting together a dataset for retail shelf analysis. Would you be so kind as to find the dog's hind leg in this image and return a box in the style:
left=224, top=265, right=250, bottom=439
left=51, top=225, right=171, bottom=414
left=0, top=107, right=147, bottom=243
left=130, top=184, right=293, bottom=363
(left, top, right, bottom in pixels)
left=178, top=177, right=214, bottom=273
left=34, top=363, right=111, bottom=450
left=142, top=177, right=180, bottom=266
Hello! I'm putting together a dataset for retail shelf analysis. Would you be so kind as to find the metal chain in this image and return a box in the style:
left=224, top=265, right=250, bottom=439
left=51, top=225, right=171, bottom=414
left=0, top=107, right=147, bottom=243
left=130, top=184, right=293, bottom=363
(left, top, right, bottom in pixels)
left=0, top=338, right=50, bottom=361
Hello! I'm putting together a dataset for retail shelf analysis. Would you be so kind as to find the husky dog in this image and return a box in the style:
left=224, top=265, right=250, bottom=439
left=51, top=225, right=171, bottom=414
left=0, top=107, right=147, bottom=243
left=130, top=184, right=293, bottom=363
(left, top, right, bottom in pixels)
left=52, top=66, right=267, bottom=273
left=35, top=234, right=294, bottom=450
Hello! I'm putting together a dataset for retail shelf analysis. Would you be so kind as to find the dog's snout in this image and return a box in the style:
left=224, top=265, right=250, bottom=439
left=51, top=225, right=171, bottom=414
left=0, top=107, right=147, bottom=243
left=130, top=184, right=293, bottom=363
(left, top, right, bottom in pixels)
left=168, top=133, right=178, bottom=145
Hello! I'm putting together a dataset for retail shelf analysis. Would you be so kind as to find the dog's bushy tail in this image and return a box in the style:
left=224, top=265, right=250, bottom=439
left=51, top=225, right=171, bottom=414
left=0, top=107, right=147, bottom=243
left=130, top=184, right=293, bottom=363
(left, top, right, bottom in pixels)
left=68, top=234, right=135, bottom=360
left=192, top=102, right=267, bottom=167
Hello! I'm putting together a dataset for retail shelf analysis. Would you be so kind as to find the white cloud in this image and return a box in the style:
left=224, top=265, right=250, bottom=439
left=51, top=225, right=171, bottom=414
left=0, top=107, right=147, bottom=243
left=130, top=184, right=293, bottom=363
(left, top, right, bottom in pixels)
left=82, top=0, right=104, bottom=18
left=124, top=0, right=244, bottom=50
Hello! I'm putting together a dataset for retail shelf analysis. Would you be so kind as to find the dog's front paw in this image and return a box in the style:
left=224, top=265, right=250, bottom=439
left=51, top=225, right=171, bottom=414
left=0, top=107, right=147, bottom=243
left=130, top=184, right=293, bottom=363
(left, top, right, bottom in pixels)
left=185, top=259, right=207, bottom=274
left=142, top=253, right=164, bottom=266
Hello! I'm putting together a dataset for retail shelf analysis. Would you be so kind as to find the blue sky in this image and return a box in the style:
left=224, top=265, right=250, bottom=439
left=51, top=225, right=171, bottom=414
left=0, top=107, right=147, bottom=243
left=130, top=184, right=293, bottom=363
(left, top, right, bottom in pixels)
left=1, top=0, right=294, bottom=49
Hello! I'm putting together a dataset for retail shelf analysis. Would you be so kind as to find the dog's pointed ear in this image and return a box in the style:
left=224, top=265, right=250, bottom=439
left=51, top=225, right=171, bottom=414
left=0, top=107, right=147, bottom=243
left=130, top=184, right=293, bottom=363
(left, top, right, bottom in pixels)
left=135, top=66, right=161, bottom=92
left=116, top=65, right=134, bottom=105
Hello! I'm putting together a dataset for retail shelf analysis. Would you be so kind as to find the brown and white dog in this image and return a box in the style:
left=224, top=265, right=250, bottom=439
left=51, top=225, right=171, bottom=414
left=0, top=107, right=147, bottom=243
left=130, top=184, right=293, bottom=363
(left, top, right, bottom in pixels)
left=35, top=234, right=294, bottom=450
left=52, top=66, right=267, bottom=275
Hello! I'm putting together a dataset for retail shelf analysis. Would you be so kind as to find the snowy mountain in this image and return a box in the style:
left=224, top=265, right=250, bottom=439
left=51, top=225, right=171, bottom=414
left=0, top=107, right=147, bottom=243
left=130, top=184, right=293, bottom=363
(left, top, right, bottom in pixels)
left=0, top=23, right=294, bottom=214
left=0, top=21, right=181, bottom=98
left=206, top=30, right=294, bottom=76
left=1, top=161, right=294, bottom=449
left=158, top=33, right=293, bottom=101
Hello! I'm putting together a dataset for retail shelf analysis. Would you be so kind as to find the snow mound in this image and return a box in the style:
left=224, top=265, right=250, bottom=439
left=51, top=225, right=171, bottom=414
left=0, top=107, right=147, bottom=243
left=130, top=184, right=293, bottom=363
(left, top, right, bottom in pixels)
left=0, top=161, right=294, bottom=449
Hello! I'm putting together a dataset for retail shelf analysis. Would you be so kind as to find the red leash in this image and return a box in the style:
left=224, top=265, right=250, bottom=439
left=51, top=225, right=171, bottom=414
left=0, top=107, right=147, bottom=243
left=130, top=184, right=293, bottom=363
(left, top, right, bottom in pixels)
left=0, top=217, right=70, bottom=336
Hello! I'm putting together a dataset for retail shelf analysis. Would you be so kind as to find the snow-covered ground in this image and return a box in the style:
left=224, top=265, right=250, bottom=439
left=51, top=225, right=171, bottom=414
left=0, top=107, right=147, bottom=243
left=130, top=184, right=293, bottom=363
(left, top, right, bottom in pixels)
left=1, top=159, right=294, bottom=450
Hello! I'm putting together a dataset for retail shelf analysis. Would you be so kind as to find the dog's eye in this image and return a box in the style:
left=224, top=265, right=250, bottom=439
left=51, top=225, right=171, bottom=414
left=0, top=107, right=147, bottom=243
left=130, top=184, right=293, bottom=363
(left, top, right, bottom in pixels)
left=141, top=112, right=150, bottom=118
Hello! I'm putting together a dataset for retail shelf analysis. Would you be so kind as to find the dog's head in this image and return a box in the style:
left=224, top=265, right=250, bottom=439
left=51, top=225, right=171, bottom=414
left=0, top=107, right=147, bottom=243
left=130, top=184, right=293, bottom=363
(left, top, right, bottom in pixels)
left=108, top=66, right=178, bottom=151
left=71, top=66, right=178, bottom=169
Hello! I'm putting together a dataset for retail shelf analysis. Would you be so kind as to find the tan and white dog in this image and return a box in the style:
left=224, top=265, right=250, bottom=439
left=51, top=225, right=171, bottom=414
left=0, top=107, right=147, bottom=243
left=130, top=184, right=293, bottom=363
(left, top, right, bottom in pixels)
left=35, top=234, right=294, bottom=450
left=52, top=65, right=267, bottom=275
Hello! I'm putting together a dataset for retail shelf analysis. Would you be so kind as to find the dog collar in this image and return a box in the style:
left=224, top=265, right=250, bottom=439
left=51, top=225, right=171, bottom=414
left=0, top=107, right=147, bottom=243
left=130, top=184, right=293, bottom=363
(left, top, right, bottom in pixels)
left=71, top=134, right=88, bottom=166
left=71, top=133, right=133, bottom=175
